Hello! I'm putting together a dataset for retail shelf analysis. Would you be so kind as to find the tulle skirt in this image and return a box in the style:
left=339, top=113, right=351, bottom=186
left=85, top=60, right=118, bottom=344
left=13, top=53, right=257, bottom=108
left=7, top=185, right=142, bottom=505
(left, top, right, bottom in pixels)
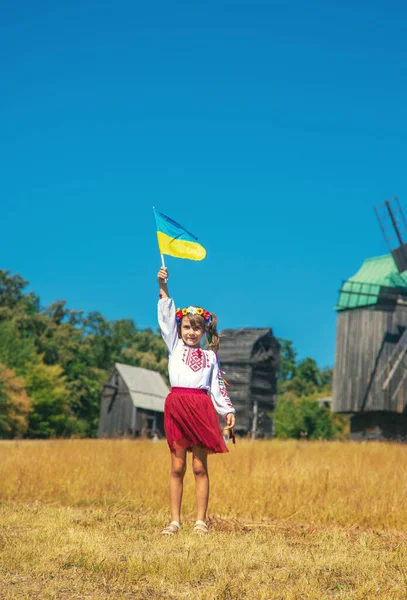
left=164, top=387, right=228, bottom=454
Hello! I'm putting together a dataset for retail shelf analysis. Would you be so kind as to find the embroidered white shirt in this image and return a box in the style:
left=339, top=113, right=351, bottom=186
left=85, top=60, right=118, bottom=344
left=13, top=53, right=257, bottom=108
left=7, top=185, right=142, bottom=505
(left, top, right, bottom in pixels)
left=158, top=297, right=235, bottom=419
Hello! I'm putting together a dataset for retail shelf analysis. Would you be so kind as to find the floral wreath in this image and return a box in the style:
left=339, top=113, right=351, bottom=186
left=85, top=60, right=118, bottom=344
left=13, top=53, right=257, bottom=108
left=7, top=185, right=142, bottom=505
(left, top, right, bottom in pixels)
left=175, top=306, right=212, bottom=326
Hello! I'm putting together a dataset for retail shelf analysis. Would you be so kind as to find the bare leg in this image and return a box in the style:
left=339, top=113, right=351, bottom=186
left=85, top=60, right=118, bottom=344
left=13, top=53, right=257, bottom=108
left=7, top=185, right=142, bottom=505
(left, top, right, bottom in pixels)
left=192, top=445, right=209, bottom=522
left=169, top=447, right=187, bottom=524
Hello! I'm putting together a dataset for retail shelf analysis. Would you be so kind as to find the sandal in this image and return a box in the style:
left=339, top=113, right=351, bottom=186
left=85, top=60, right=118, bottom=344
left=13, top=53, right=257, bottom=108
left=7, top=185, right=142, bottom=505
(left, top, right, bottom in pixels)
left=161, top=521, right=180, bottom=535
left=193, top=520, right=209, bottom=534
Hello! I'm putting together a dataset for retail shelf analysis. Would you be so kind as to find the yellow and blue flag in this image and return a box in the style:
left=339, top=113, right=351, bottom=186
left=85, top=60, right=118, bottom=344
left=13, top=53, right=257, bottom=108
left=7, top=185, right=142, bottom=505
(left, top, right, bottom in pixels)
left=153, top=208, right=206, bottom=261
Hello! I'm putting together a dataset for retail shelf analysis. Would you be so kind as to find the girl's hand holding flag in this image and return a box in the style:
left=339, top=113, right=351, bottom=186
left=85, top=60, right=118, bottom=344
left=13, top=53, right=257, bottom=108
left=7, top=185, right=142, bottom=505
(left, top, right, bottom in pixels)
left=157, top=267, right=169, bottom=299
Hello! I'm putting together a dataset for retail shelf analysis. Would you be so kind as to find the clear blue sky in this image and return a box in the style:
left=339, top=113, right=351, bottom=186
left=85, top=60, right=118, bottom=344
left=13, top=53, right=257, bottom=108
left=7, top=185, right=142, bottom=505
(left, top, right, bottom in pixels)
left=1, top=1, right=407, bottom=368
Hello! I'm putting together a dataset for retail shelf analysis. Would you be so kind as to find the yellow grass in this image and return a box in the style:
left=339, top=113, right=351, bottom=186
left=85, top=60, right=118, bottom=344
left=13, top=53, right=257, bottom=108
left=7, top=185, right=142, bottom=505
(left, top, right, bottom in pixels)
left=1, top=439, right=407, bottom=599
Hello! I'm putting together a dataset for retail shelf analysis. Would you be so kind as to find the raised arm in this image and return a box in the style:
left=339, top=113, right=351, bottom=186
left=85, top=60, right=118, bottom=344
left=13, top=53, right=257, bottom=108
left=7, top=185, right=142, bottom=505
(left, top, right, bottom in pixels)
left=157, top=267, right=179, bottom=353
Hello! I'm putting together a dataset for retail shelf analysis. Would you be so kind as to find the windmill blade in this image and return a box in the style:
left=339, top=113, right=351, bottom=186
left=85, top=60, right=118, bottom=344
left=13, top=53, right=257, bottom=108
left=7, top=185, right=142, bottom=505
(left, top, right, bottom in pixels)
left=374, top=198, right=407, bottom=273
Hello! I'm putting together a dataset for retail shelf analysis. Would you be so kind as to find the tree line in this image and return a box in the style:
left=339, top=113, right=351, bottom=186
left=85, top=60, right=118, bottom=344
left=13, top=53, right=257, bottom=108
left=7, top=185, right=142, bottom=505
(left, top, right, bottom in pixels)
left=0, top=269, right=342, bottom=439
left=0, top=269, right=169, bottom=438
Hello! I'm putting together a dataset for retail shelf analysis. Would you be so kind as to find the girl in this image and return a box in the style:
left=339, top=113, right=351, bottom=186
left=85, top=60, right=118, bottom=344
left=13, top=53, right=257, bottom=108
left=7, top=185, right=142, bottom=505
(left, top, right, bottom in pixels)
left=157, top=266, right=236, bottom=535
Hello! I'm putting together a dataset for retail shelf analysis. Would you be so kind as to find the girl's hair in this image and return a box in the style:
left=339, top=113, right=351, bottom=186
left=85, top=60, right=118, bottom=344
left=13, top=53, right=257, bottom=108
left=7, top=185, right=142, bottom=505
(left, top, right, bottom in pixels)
left=177, top=311, right=220, bottom=353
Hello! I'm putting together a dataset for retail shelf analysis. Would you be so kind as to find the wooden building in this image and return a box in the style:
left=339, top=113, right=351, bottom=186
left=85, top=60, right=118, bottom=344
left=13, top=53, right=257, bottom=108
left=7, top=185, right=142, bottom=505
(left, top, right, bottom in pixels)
left=333, top=254, right=407, bottom=439
left=98, top=363, right=168, bottom=438
left=217, top=328, right=280, bottom=437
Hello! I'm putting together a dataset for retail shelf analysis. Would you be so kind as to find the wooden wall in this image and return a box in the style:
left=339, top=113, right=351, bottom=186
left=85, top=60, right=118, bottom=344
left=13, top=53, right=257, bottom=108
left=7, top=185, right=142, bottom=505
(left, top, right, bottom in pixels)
left=218, top=329, right=280, bottom=435
left=98, top=370, right=164, bottom=438
left=250, top=363, right=278, bottom=436
left=98, top=370, right=131, bottom=437
left=333, top=303, right=407, bottom=413
left=350, top=412, right=407, bottom=440
left=219, top=362, right=252, bottom=433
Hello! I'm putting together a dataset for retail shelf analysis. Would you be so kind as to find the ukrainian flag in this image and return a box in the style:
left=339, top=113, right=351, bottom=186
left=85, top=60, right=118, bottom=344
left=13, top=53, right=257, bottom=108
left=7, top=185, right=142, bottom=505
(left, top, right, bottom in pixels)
left=153, top=208, right=206, bottom=261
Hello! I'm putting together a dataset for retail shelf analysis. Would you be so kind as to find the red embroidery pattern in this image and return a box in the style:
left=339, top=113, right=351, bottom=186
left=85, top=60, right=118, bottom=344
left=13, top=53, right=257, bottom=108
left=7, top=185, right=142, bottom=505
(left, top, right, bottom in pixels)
left=218, top=374, right=230, bottom=399
left=182, top=347, right=209, bottom=372
left=220, top=386, right=229, bottom=398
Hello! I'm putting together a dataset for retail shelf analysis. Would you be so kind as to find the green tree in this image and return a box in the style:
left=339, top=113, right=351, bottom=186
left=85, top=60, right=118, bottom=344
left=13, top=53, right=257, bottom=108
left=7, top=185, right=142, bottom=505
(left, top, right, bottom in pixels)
left=296, top=357, right=320, bottom=387
left=111, top=319, right=138, bottom=359
left=83, top=311, right=114, bottom=370
left=0, top=270, right=30, bottom=309
left=274, top=392, right=302, bottom=438
left=25, top=362, right=83, bottom=438
left=277, top=338, right=333, bottom=397
left=277, top=338, right=297, bottom=383
left=65, top=358, right=106, bottom=436
left=274, top=393, right=335, bottom=440
left=298, top=398, right=334, bottom=440
left=319, top=366, right=333, bottom=389
left=0, top=270, right=40, bottom=327
left=0, top=365, right=32, bottom=438
left=0, top=321, right=39, bottom=375
left=280, top=375, right=316, bottom=397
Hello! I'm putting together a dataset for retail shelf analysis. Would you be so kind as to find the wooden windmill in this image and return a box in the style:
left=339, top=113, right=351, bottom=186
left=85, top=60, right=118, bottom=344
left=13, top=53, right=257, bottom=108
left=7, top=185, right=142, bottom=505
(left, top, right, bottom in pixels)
left=333, top=198, right=407, bottom=440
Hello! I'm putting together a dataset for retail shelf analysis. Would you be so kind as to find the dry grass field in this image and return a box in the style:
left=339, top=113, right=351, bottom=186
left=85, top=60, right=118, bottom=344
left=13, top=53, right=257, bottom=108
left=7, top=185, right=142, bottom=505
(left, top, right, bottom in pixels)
left=1, top=439, right=407, bottom=599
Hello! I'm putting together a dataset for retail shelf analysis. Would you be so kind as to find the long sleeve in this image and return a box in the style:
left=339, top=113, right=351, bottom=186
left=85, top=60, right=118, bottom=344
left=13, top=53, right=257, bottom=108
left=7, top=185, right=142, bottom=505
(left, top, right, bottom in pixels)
left=158, top=297, right=179, bottom=354
left=209, top=355, right=235, bottom=419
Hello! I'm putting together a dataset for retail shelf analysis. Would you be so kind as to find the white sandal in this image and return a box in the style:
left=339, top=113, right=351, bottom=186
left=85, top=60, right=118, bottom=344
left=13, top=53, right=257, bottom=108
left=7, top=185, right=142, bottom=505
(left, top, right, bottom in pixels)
left=161, top=521, right=180, bottom=535
left=193, top=520, right=209, bottom=534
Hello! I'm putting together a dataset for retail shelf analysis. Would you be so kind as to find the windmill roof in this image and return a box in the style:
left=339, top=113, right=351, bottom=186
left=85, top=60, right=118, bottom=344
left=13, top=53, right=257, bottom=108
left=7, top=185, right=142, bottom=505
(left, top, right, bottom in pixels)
left=218, top=328, right=275, bottom=362
left=115, top=363, right=168, bottom=412
left=336, top=254, right=407, bottom=311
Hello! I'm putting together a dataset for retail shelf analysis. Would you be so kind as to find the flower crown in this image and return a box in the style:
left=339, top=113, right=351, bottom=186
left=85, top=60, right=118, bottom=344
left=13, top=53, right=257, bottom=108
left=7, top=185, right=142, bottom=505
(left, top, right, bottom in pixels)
left=175, top=306, right=212, bottom=325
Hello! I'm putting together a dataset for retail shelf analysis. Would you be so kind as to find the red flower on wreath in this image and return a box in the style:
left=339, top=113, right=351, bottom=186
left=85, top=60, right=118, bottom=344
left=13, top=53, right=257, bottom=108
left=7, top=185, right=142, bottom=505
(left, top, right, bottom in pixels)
left=175, top=306, right=212, bottom=324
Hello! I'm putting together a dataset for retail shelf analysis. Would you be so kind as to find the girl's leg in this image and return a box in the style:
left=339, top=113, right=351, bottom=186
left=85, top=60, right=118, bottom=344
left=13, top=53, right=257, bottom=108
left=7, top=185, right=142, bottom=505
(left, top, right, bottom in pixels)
left=169, top=447, right=187, bottom=524
left=192, top=445, right=209, bottom=522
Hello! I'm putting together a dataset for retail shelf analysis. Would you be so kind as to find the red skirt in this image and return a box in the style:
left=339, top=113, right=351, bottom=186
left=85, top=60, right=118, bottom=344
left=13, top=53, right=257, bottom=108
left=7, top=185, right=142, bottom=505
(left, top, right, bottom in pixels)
left=164, top=387, right=228, bottom=454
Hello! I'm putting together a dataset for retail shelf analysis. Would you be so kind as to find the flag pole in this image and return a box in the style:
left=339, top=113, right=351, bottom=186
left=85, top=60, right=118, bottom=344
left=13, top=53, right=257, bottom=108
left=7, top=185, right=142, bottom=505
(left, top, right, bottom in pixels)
left=160, top=254, right=168, bottom=283
left=154, top=207, right=168, bottom=282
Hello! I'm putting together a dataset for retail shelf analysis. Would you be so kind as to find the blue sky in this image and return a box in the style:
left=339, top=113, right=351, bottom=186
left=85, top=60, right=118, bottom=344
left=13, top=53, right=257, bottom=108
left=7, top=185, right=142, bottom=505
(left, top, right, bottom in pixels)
left=1, top=1, right=407, bottom=368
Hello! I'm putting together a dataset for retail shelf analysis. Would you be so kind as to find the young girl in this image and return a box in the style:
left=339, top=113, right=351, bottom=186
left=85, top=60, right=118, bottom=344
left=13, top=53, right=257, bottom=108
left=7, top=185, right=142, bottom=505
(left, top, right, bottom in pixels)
left=157, top=266, right=236, bottom=535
